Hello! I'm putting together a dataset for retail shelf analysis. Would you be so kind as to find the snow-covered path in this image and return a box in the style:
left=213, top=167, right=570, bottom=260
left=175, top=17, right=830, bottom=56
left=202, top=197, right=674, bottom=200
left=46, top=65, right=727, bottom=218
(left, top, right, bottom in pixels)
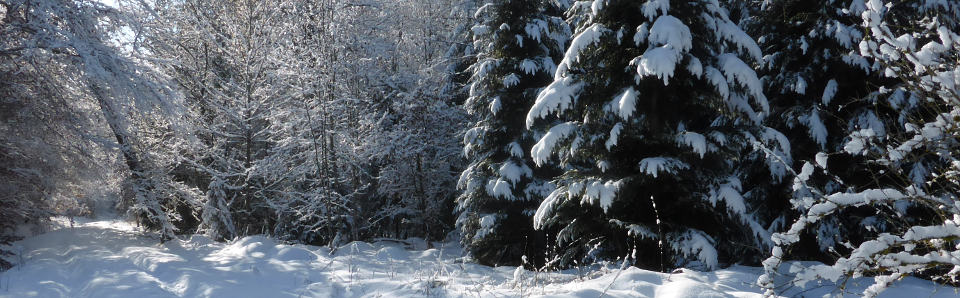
left=0, top=220, right=955, bottom=297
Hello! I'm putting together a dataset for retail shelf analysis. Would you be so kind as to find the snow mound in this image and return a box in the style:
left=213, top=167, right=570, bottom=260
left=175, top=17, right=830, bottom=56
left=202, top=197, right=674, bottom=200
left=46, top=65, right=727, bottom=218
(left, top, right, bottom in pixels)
left=210, top=235, right=276, bottom=260
left=275, top=247, right=316, bottom=262
left=333, top=241, right=375, bottom=257
left=0, top=220, right=956, bottom=297
left=374, top=245, right=408, bottom=260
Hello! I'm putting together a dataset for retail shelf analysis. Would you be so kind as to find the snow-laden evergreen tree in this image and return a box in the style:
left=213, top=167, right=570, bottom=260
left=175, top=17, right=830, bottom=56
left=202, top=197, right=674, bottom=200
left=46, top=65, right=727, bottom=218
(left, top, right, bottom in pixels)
left=760, top=1, right=960, bottom=296
left=457, top=0, right=569, bottom=266
left=442, top=0, right=482, bottom=107
left=526, top=0, right=774, bottom=269
left=751, top=0, right=926, bottom=260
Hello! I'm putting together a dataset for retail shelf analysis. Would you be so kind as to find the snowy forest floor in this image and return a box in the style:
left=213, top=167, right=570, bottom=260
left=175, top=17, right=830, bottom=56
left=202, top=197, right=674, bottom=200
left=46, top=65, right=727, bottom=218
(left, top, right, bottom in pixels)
left=0, top=219, right=957, bottom=297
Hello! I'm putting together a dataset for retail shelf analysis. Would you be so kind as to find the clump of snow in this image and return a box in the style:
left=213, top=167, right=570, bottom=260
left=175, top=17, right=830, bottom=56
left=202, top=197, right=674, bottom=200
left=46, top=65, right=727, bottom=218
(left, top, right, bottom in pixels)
left=476, top=214, right=497, bottom=239
left=704, top=66, right=730, bottom=99
left=616, top=87, right=638, bottom=119
left=676, top=130, right=709, bottom=158
left=844, top=128, right=876, bottom=155
left=641, top=0, right=670, bottom=20
left=822, top=79, right=838, bottom=105
left=797, top=162, right=815, bottom=182
left=555, top=24, right=608, bottom=79
left=527, top=78, right=582, bottom=127
left=582, top=180, right=620, bottom=213
left=804, top=108, right=828, bottom=147
left=708, top=178, right=746, bottom=214
left=686, top=56, right=703, bottom=78
left=638, top=157, right=690, bottom=178
left=794, top=75, right=808, bottom=95
left=605, top=123, right=624, bottom=150
left=498, top=161, right=532, bottom=184
left=760, top=127, right=793, bottom=181
left=489, top=97, right=502, bottom=115
left=673, top=229, right=719, bottom=269
left=637, top=47, right=682, bottom=85
left=717, top=54, right=768, bottom=114
left=635, top=15, right=693, bottom=85
left=530, top=122, right=577, bottom=166
left=519, top=59, right=538, bottom=75
left=507, top=142, right=524, bottom=158
left=647, top=15, right=692, bottom=52
left=815, top=152, right=829, bottom=168
left=502, top=73, right=519, bottom=88
left=485, top=178, right=514, bottom=199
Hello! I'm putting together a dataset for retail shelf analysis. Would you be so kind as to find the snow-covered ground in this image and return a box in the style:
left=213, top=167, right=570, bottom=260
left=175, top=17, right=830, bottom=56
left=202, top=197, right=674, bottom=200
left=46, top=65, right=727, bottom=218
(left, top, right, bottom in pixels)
left=0, top=219, right=956, bottom=297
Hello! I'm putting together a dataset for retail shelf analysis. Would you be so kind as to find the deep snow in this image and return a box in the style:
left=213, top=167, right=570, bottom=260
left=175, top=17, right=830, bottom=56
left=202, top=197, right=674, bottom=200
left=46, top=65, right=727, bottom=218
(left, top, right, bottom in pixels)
left=0, top=219, right=956, bottom=297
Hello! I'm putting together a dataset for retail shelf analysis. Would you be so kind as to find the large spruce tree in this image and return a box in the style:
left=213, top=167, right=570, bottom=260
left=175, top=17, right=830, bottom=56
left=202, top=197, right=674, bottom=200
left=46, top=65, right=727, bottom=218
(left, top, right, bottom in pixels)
left=457, top=0, right=569, bottom=266
left=760, top=1, right=960, bottom=295
left=526, top=0, right=774, bottom=270
left=754, top=0, right=927, bottom=260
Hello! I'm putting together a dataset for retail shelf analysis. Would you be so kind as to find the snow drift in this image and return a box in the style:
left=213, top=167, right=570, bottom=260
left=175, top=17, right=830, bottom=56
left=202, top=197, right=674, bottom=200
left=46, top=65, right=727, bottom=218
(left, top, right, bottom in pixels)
left=0, top=220, right=956, bottom=297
